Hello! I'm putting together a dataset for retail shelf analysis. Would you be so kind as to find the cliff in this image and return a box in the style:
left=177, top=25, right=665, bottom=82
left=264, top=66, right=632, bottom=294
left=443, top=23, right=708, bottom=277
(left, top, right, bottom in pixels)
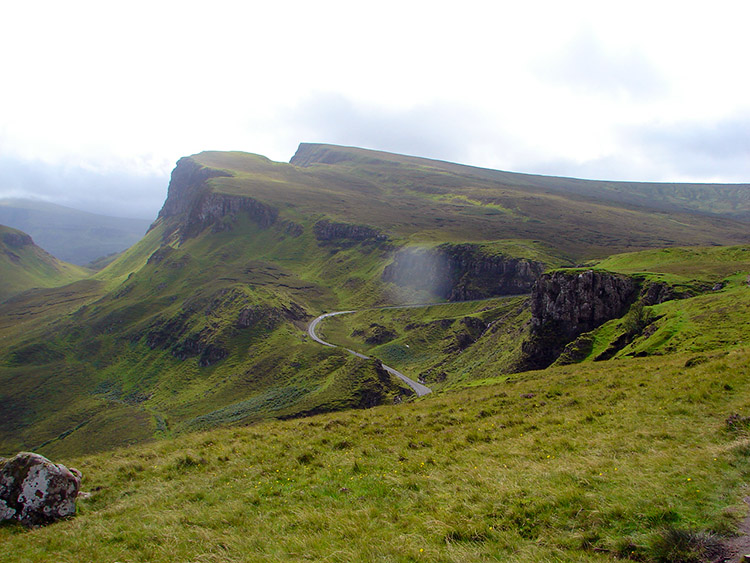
left=155, top=157, right=278, bottom=240
left=382, top=244, right=545, bottom=301
left=313, top=220, right=387, bottom=243
left=522, top=269, right=637, bottom=369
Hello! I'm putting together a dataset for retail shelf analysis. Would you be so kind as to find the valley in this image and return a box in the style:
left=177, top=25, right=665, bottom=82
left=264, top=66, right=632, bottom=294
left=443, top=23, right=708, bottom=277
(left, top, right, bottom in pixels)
left=1, top=144, right=749, bottom=561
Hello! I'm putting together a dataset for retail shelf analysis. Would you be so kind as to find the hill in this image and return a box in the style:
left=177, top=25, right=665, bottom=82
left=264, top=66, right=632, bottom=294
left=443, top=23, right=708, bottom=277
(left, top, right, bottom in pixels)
left=0, top=224, right=90, bottom=302
left=0, top=144, right=749, bottom=459
left=0, top=198, right=152, bottom=265
left=2, top=345, right=749, bottom=562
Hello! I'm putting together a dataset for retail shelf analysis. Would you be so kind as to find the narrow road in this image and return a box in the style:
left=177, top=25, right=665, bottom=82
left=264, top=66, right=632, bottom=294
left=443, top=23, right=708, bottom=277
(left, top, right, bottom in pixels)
left=307, top=311, right=432, bottom=396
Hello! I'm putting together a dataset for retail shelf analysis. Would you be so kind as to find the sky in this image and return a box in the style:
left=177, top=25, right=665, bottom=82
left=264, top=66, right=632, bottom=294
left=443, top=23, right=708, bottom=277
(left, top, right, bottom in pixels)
left=1, top=0, right=749, bottom=219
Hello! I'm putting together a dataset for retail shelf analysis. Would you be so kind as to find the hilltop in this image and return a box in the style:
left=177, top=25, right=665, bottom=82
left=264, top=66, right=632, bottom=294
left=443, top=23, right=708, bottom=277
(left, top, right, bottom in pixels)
left=0, top=144, right=748, bottom=459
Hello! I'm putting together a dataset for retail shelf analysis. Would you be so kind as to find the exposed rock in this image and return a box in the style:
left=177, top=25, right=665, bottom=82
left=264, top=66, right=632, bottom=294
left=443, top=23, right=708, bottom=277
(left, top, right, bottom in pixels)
left=639, top=279, right=695, bottom=305
left=0, top=452, right=82, bottom=527
left=522, top=269, right=637, bottom=369
left=313, top=220, right=387, bottom=243
left=157, top=157, right=232, bottom=219
left=444, top=316, right=487, bottom=352
left=359, top=323, right=396, bottom=345
left=2, top=231, right=33, bottom=249
left=383, top=244, right=545, bottom=300
left=237, top=302, right=308, bottom=330
left=154, top=157, right=278, bottom=240
left=281, top=220, right=304, bottom=237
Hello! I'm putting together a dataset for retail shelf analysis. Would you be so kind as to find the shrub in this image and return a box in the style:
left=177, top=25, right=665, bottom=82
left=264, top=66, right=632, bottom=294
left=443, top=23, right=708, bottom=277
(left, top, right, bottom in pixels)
left=649, top=527, right=725, bottom=563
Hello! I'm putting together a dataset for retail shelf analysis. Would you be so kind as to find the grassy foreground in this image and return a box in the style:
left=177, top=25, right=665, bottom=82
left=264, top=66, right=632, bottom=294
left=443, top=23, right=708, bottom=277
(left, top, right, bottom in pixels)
left=3, top=347, right=750, bottom=562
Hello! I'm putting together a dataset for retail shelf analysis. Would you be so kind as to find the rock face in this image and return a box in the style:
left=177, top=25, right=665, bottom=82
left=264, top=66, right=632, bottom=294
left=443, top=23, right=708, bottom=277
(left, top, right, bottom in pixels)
left=313, top=220, right=387, bottom=243
left=382, top=244, right=545, bottom=300
left=522, top=269, right=637, bottom=369
left=155, top=157, right=278, bottom=240
left=0, top=452, right=82, bottom=526
left=2, top=231, right=33, bottom=249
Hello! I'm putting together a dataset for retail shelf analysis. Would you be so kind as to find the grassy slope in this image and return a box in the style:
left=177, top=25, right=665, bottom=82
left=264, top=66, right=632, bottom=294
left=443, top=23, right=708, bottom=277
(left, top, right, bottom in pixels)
left=195, top=149, right=750, bottom=261
left=0, top=198, right=152, bottom=265
left=0, top=217, right=413, bottom=457
left=292, top=143, right=750, bottom=221
left=2, top=148, right=750, bottom=458
left=2, top=347, right=750, bottom=562
left=0, top=224, right=90, bottom=302
left=317, top=297, right=530, bottom=389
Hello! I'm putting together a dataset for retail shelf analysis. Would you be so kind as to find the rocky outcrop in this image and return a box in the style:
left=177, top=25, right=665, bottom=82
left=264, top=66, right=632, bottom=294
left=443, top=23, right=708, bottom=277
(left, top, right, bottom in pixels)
left=155, top=157, right=278, bottom=240
left=0, top=452, right=82, bottom=527
left=522, top=269, right=637, bottom=369
left=382, top=244, right=545, bottom=300
left=236, top=302, right=308, bottom=330
left=145, top=287, right=308, bottom=367
left=2, top=231, right=33, bottom=248
left=313, top=220, right=387, bottom=243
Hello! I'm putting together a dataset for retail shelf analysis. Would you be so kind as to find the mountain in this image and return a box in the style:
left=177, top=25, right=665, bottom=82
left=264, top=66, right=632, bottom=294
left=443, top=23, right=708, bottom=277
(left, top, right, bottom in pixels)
left=0, top=144, right=749, bottom=459
left=0, top=224, right=90, bottom=303
left=0, top=198, right=152, bottom=265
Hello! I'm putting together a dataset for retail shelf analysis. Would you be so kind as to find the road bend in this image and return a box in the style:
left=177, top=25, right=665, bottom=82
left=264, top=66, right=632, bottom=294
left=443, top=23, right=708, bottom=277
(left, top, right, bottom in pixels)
left=307, top=311, right=432, bottom=397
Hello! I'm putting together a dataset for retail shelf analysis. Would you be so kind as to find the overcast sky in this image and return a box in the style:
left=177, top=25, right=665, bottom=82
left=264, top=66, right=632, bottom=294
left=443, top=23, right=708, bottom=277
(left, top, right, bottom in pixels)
left=1, top=0, right=749, bottom=219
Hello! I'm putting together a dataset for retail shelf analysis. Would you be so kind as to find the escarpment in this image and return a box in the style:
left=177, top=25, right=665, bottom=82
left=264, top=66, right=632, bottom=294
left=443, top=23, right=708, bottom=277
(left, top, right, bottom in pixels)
left=313, top=220, right=387, bottom=243
left=155, top=157, right=278, bottom=240
left=382, top=244, right=546, bottom=300
left=521, top=269, right=637, bottom=369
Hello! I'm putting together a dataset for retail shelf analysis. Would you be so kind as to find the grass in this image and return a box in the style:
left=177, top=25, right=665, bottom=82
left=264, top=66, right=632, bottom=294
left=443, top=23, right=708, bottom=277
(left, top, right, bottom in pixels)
left=1, top=146, right=750, bottom=560
left=2, top=347, right=750, bottom=561
left=0, top=224, right=91, bottom=302
left=1, top=147, right=749, bottom=461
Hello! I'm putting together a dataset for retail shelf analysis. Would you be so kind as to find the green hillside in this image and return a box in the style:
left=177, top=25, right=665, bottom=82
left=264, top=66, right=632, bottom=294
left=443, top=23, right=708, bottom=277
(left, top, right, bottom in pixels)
left=1, top=145, right=749, bottom=459
left=2, top=145, right=750, bottom=561
left=0, top=224, right=90, bottom=302
left=0, top=198, right=152, bottom=265
left=2, top=346, right=749, bottom=562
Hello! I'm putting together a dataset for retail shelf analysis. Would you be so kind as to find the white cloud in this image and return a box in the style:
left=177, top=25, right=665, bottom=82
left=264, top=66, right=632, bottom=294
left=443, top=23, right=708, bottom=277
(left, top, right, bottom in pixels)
left=1, top=0, right=749, bottom=216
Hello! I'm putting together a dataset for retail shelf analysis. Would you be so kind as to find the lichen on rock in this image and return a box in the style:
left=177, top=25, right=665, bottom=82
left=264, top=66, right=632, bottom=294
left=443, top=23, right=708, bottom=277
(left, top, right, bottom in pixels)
left=0, top=452, right=82, bottom=527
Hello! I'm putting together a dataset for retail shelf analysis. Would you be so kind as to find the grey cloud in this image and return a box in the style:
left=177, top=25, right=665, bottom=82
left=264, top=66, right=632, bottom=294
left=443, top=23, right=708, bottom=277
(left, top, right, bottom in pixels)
left=284, top=93, right=512, bottom=165
left=625, top=116, right=750, bottom=180
left=518, top=116, right=750, bottom=183
left=0, top=157, right=167, bottom=219
left=536, top=30, right=667, bottom=100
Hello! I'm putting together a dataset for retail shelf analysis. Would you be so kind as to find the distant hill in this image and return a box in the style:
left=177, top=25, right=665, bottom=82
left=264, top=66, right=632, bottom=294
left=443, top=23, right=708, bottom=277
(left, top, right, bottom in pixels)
left=292, top=143, right=750, bottom=222
left=0, top=224, right=90, bottom=302
left=0, top=199, right=152, bottom=265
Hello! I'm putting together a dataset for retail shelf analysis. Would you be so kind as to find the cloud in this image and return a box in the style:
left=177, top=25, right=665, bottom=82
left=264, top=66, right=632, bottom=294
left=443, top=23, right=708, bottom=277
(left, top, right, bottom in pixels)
left=281, top=93, right=518, bottom=167
left=625, top=116, right=750, bottom=181
left=0, top=156, right=167, bottom=219
left=514, top=115, right=750, bottom=184
left=536, top=29, right=667, bottom=101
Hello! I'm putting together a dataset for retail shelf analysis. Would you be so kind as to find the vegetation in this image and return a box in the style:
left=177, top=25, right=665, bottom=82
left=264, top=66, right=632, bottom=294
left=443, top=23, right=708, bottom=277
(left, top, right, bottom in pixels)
left=0, top=224, right=90, bottom=302
left=2, top=346, right=750, bottom=561
left=1, top=145, right=750, bottom=560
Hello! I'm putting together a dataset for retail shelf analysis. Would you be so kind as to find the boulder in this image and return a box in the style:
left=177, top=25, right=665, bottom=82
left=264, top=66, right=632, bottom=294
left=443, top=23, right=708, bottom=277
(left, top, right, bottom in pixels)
left=0, top=452, right=82, bottom=526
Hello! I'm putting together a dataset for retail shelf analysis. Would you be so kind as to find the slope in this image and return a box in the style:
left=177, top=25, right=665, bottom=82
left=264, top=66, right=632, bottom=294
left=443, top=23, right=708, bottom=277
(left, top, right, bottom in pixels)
left=0, top=198, right=152, bottom=265
left=2, top=346, right=750, bottom=562
left=1, top=145, right=749, bottom=458
left=0, top=224, right=90, bottom=302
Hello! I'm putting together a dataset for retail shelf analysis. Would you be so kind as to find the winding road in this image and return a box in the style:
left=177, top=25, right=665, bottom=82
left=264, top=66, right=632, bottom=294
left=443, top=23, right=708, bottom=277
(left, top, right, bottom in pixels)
left=307, top=311, right=432, bottom=396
